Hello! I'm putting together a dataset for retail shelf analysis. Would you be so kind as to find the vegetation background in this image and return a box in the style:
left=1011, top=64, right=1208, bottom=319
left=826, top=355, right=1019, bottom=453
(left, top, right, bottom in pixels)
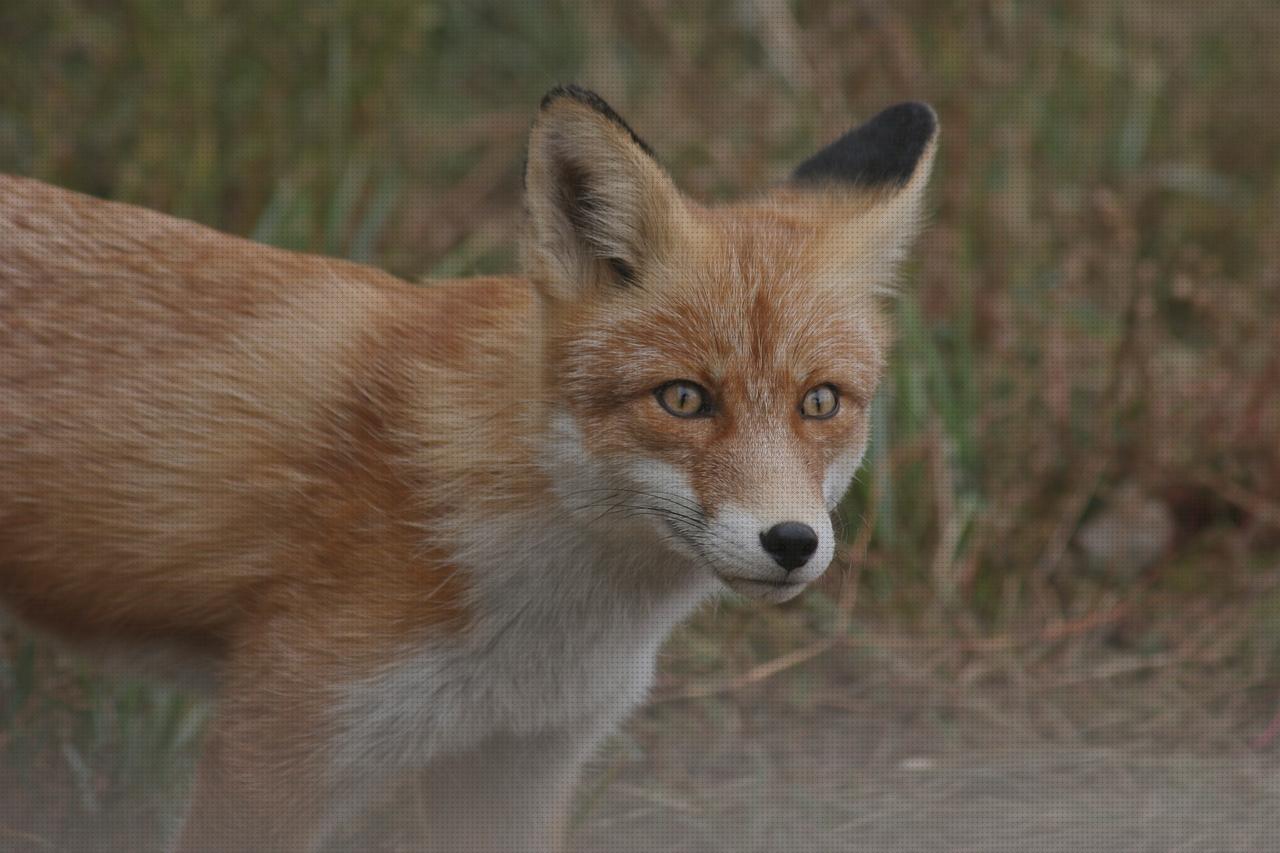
left=2, top=0, right=1279, bottom=850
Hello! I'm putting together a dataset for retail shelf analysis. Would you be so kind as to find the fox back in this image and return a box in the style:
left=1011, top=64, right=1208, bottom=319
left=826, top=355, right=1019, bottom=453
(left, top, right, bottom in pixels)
left=0, top=87, right=936, bottom=852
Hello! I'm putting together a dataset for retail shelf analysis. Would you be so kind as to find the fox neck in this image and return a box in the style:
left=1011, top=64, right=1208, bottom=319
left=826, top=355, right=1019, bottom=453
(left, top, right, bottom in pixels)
left=444, top=431, right=719, bottom=728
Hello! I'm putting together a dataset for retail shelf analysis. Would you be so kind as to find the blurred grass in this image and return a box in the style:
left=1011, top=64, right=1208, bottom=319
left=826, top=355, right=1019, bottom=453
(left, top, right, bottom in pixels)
left=2, top=0, right=1280, bottom=846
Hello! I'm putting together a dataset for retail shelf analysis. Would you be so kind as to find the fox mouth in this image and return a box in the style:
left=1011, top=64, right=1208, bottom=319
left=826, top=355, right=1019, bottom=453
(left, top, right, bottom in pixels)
left=660, top=518, right=817, bottom=601
left=715, top=573, right=808, bottom=601
left=564, top=487, right=819, bottom=601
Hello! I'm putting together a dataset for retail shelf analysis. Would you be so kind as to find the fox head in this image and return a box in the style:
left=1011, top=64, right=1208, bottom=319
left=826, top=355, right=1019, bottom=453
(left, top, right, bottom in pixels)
left=524, top=86, right=936, bottom=601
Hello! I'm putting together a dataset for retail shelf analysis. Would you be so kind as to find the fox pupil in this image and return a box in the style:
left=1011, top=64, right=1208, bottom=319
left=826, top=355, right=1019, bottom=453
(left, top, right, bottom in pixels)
left=657, top=381, right=708, bottom=417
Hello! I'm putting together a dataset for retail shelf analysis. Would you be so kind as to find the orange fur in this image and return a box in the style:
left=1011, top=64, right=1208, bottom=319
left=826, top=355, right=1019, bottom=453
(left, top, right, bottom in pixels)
left=0, top=89, right=935, bottom=851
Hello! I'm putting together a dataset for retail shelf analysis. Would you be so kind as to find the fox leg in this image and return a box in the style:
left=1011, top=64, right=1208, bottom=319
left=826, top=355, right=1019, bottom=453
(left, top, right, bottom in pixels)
left=171, top=727, right=345, bottom=853
left=412, top=728, right=598, bottom=853
left=169, top=623, right=368, bottom=852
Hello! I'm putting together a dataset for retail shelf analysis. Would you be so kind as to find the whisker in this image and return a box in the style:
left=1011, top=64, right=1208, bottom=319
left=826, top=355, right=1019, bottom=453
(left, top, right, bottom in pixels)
left=567, top=496, right=708, bottom=531
left=564, top=487, right=706, bottom=518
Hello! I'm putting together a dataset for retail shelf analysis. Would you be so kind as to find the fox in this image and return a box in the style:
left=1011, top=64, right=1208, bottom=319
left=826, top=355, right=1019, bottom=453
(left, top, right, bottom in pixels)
left=0, top=85, right=937, bottom=852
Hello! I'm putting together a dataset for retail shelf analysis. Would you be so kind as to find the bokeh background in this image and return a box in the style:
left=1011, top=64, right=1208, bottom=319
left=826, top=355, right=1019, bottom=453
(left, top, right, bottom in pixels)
left=3, top=1, right=1279, bottom=850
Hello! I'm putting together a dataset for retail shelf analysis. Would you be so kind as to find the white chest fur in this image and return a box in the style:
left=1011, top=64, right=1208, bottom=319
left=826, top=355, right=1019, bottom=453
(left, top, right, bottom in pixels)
left=329, top=513, right=720, bottom=777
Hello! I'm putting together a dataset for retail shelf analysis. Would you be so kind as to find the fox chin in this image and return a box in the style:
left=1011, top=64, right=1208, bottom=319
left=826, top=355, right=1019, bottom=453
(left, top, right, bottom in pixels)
left=0, top=85, right=937, bottom=852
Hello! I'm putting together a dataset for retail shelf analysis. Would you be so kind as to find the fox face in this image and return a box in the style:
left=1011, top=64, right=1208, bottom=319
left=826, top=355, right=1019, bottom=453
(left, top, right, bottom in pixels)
left=525, top=87, right=937, bottom=601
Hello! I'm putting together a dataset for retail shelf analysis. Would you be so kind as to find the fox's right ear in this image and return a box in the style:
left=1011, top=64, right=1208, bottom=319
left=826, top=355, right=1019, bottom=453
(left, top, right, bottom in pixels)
left=523, top=86, right=691, bottom=301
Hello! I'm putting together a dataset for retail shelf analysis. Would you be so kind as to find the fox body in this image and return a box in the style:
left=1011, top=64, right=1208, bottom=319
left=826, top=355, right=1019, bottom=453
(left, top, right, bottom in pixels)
left=0, top=87, right=936, bottom=851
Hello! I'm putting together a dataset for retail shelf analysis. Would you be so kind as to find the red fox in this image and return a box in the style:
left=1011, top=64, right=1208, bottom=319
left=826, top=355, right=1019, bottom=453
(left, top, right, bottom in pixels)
left=0, top=86, right=936, bottom=851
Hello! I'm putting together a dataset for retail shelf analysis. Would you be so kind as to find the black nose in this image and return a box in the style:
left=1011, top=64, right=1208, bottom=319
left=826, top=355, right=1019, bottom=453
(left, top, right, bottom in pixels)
left=759, top=522, right=819, bottom=571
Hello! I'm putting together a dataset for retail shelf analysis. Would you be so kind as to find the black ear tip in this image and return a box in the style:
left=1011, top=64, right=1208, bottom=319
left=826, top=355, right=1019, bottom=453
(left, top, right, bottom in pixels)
left=887, top=101, right=937, bottom=123
left=792, top=101, right=939, bottom=189
left=538, top=84, right=655, bottom=157
left=880, top=101, right=938, bottom=139
left=540, top=84, right=604, bottom=112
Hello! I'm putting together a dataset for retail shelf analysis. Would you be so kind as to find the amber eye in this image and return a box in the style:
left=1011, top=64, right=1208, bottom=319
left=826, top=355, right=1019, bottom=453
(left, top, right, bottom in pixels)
left=800, top=384, right=840, bottom=419
left=655, top=381, right=711, bottom=418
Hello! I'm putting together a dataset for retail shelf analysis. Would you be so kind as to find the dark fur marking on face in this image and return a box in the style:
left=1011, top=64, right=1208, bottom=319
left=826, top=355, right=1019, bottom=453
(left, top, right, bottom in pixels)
left=606, top=258, right=637, bottom=286
left=540, top=84, right=656, bottom=159
left=792, top=102, right=937, bottom=189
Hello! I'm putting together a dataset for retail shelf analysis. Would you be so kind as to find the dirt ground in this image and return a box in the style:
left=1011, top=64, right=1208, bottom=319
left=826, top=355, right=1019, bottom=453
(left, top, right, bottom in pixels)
left=572, top=705, right=1280, bottom=853
left=559, top=634, right=1280, bottom=853
left=4, top=634, right=1279, bottom=853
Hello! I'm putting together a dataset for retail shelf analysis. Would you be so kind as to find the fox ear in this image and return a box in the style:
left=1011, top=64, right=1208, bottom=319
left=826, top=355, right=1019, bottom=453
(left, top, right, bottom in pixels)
left=791, top=103, right=939, bottom=289
left=523, top=86, right=690, bottom=300
left=792, top=102, right=938, bottom=191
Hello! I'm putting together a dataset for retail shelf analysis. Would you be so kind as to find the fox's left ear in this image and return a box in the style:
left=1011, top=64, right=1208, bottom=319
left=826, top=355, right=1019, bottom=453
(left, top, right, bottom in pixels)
left=523, top=86, right=692, bottom=301
left=792, top=102, right=937, bottom=191
left=790, top=102, right=939, bottom=284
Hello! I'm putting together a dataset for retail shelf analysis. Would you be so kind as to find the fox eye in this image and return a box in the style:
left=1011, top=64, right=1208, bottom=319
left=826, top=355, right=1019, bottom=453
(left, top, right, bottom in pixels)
left=655, top=381, right=711, bottom=418
left=800, top=384, right=840, bottom=419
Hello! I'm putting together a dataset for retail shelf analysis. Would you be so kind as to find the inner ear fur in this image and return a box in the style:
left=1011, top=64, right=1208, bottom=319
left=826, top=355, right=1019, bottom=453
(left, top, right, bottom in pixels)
left=523, top=86, right=690, bottom=300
